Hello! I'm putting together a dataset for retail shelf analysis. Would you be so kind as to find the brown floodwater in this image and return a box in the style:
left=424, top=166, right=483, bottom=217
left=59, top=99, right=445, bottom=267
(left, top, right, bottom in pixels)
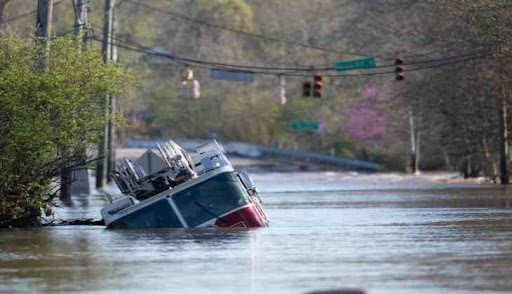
left=1, top=172, right=512, bottom=294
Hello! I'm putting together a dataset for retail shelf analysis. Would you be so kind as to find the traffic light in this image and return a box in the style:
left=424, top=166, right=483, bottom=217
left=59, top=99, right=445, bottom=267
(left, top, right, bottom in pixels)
left=302, top=81, right=311, bottom=97
left=313, top=75, right=322, bottom=97
left=395, top=58, right=404, bottom=81
left=181, top=65, right=194, bottom=82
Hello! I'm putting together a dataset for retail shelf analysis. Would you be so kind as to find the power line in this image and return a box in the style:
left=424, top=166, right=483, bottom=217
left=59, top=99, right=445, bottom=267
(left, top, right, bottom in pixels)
left=123, top=0, right=501, bottom=64
left=97, top=29, right=498, bottom=74
left=90, top=33, right=496, bottom=78
left=123, top=0, right=370, bottom=58
left=88, top=24, right=325, bottom=70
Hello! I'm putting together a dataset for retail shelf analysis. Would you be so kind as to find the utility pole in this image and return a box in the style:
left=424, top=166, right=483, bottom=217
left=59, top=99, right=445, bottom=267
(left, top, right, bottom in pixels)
left=96, top=0, right=115, bottom=189
left=107, top=3, right=118, bottom=184
left=36, top=0, right=53, bottom=69
left=59, top=0, right=89, bottom=204
left=38, top=1, right=78, bottom=205
left=63, top=0, right=90, bottom=200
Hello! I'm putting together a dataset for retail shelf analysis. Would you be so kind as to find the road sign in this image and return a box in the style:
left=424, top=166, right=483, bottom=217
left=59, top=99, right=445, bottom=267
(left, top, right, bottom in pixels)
left=291, top=120, right=319, bottom=131
left=335, top=57, right=376, bottom=72
left=210, top=69, right=254, bottom=83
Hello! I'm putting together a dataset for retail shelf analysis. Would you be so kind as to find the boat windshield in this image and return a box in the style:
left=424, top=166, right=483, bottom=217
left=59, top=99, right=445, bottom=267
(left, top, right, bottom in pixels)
left=173, top=172, right=251, bottom=227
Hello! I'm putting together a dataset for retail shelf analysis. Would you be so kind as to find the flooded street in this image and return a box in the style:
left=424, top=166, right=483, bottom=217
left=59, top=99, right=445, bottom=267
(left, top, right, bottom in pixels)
left=1, top=172, right=512, bottom=294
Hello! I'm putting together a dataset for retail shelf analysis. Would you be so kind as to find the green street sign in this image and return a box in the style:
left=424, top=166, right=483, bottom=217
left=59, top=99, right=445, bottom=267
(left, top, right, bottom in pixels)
left=335, top=57, right=376, bottom=72
left=291, top=120, right=319, bottom=131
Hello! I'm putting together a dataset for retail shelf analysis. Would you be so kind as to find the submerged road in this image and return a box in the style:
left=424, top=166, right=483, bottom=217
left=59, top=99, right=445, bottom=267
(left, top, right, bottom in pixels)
left=1, top=171, right=511, bottom=294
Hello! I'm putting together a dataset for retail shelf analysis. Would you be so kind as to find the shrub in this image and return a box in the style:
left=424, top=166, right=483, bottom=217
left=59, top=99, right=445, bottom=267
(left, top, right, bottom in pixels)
left=0, top=33, right=131, bottom=227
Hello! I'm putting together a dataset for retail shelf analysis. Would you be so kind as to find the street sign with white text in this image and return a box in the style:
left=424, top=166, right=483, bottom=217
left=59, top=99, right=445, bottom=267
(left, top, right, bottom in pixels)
left=335, top=57, right=376, bottom=72
left=291, top=120, right=319, bottom=131
left=210, top=69, right=254, bottom=83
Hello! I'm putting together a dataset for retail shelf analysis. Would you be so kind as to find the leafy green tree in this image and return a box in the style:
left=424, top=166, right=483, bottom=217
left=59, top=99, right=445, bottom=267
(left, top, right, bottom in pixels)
left=0, top=33, right=131, bottom=227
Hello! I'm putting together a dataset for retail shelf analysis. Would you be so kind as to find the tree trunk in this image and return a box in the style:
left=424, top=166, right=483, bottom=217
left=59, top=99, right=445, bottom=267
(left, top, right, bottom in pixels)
left=60, top=165, right=73, bottom=205
left=414, top=114, right=421, bottom=175
left=73, top=0, right=88, bottom=40
left=499, top=98, right=509, bottom=184
left=0, top=0, right=10, bottom=31
left=482, top=138, right=498, bottom=182
left=408, top=105, right=419, bottom=174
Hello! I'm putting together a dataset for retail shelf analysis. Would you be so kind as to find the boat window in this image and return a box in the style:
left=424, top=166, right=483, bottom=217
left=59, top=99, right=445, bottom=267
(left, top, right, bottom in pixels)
left=173, top=172, right=250, bottom=227
left=113, top=199, right=183, bottom=228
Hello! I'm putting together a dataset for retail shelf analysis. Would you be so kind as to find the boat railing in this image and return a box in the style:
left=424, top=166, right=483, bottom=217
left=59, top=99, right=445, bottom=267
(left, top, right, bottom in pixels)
left=157, top=140, right=197, bottom=179
left=112, top=158, right=145, bottom=195
left=112, top=140, right=234, bottom=199
left=190, top=139, right=231, bottom=175
left=195, top=139, right=225, bottom=155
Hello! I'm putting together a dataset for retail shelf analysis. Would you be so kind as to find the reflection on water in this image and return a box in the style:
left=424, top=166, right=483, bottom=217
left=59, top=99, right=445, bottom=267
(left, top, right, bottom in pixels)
left=1, top=172, right=512, bottom=294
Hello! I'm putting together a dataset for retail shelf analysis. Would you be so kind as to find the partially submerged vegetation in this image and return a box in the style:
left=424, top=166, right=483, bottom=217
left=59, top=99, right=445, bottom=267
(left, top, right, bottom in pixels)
left=0, top=34, right=131, bottom=227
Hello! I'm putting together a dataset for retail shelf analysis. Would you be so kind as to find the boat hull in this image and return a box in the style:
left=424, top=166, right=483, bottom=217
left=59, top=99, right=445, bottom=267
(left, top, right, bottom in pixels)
left=106, top=199, right=268, bottom=229
left=214, top=205, right=267, bottom=228
left=102, top=151, right=269, bottom=229
left=107, top=198, right=183, bottom=229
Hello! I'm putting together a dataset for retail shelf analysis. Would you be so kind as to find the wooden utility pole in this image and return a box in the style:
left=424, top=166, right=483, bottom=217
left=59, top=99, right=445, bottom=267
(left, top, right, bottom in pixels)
left=60, top=0, right=90, bottom=202
left=107, top=4, right=118, bottom=184
left=96, top=0, right=115, bottom=189
left=38, top=1, right=78, bottom=205
left=36, top=0, right=53, bottom=69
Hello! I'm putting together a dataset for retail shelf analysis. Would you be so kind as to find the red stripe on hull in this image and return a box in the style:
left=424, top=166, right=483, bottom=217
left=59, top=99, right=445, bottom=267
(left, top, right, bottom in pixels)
left=215, top=205, right=267, bottom=228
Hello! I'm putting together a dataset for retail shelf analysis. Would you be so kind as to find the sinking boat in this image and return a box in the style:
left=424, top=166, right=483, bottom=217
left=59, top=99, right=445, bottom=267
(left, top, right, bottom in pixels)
left=101, top=140, right=269, bottom=229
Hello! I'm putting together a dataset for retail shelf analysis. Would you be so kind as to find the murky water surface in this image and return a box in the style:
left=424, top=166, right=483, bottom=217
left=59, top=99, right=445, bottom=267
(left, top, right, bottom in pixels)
left=1, top=172, right=512, bottom=294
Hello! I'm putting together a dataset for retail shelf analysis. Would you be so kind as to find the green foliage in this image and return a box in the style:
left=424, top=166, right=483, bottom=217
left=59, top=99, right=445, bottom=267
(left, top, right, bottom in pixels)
left=197, top=0, right=254, bottom=31
left=10, top=0, right=507, bottom=175
left=0, top=33, right=131, bottom=227
left=434, top=0, right=512, bottom=49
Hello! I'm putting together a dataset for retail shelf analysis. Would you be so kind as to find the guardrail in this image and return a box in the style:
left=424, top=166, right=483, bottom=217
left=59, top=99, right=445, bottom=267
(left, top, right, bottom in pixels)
left=259, top=147, right=378, bottom=172
left=123, top=138, right=378, bottom=172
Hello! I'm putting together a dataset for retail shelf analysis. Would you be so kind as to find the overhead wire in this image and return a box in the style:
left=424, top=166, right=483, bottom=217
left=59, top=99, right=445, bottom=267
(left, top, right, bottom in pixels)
left=122, top=0, right=370, bottom=58
left=4, top=1, right=500, bottom=77
left=90, top=27, right=499, bottom=75
left=123, top=0, right=502, bottom=63
left=89, top=32, right=497, bottom=78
